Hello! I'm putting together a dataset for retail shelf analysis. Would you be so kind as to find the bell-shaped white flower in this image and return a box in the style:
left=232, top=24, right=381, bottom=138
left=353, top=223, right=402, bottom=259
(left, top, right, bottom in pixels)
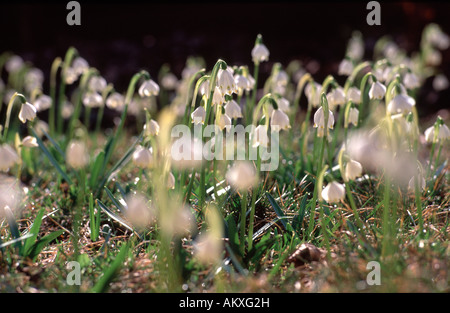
left=170, top=137, right=204, bottom=169
left=217, top=69, right=236, bottom=96
left=251, top=43, right=270, bottom=64
left=387, top=94, right=415, bottom=115
left=144, top=119, right=160, bottom=136
left=18, top=102, right=37, bottom=123
left=424, top=123, right=450, bottom=143
left=88, top=76, right=107, bottom=92
left=321, top=181, right=346, bottom=203
left=167, top=172, right=175, bottom=189
left=61, top=101, right=75, bottom=119
left=305, top=82, right=322, bottom=107
left=224, top=100, right=242, bottom=119
left=348, top=107, right=359, bottom=126
left=313, top=107, right=335, bottom=137
left=403, top=72, right=420, bottom=90
left=251, top=125, right=269, bottom=148
left=0, top=144, right=19, bottom=172
left=139, top=79, right=160, bottom=97
left=432, top=74, right=449, bottom=91
left=106, top=92, right=125, bottom=110
left=235, top=74, right=251, bottom=93
left=24, top=68, right=44, bottom=93
left=161, top=73, right=179, bottom=90
left=338, top=59, right=353, bottom=76
left=82, top=92, right=103, bottom=108
left=217, top=113, right=232, bottom=132
left=21, top=136, right=38, bottom=148
left=66, top=140, right=89, bottom=169
left=124, top=193, right=155, bottom=229
left=72, top=57, right=89, bottom=76
left=345, top=159, right=363, bottom=181
left=368, top=81, right=386, bottom=100
left=33, top=120, right=49, bottom=138
left=226, top=161, right=258, bottom=191
left=326, top=87, right=346, bottom=110
left=346, top=87, right=361, bottom=104
left=34, top=94, right=52, bottom=112
left=132, top=145, right=154, bottom=168
left=5, top=56, right=24, bottom=73
left=270, top=109, right=290, bottom=132
left=191, top=106, right=206, bottom=125
left=199, top=80, right=210, bottom=96
left=212, top=86, right=224, bottom=106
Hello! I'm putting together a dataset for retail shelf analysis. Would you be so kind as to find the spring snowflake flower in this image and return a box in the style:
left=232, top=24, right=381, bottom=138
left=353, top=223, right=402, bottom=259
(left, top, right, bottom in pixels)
left=432, top=74, right=449, bottom=91
left=321, top=181, right=345, bottom=203
left=235, top=74, right=251, bottom=93
left=217, top=69, right=236, bottom=96
left=348, top=107, right=359, bottom=126
left=345, top=159, right=363, bottom=181
left=161, top=73, right=179, bottom=90
left=387, top=94, right=415, bottom=115
left=0, top=144, right=19, bottom=172
left=277, top=97, right=290, bottom=112
left=217, top=113, right=232, bottom=132
left=21, top=136, right=38, bottom=148
left=346, top=87, right=361, bottom=104
left=106, top=92, right=125, bottom=110
left=368, top=81, right=386, bottom=100
left=24, top=68, right=44, bottom=93
left=251, top=125, right=270, bottom=148
left=191, top=106, right=206, bottom=125
left=124, top=193, right=155, bottom=229
left=338, top=59, right=353, bottom=76
left=327, top=87, right=346, bottom=110
left=314, top=107, right=335, bottom=137
left=82, top=92, right=103, bottom=108
left=403, top=73, right=420, bottom=90
left=61, top=101, right=75, bottom=119
left=225, top=161, right=258, bottom=191
left=18, top=102, right=37, bottom=123
left=252, top=43, right=270, bottom=64
left=224, top=100, right=243, bottom=119
left=305, top=83, right=322, bottom=107
left=132, top=145, right=154, bottom=168
left=270, top=109, right=290, bottom=132
left=212, top=86, right=224, bottom=106
left=5, top=55, right=24, bottom=73
left=170, top=137, right=204, bottom=169
left=139, top=79, right=160, bottom=97
left=66, top=140, right=89, bottom=169
left=88, top=76, right=107, bottom=93
left=72, top=57, right=89, bottom=76
left=34, top=94, right=52, bottom=112
left=144, top=119, right=160, bottom=136
left=424, top=123, right=450, bottom=143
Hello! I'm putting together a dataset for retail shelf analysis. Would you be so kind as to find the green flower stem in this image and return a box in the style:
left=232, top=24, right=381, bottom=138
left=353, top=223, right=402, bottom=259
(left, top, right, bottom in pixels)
left=183, top=70, right=206, bottom=127
left=343, top=61, right=371, bottom=94
left=239, top=190, right=248, bottom=255
left=248, top=64, right=260, bottom=126
left=359, top=72, right=376, bottom=127
left=344, top=182, right=364, bottom=231
left=434, top=142, right=443, bottom=173
left=247, top=150, right=261, bottom=252
left=49, top=57, right=62, bottom=136
left=58, top=47, right=78, bottom=134
left=381, top=173, right=392, bottom=258
left=95, top=84, right=114, bottom=133
left=2, top=92, right=27, bottom=143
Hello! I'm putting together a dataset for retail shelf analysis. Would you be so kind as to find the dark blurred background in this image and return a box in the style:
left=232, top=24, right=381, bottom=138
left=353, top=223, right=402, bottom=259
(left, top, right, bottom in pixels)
left=1, top=1, right=450, bottom=116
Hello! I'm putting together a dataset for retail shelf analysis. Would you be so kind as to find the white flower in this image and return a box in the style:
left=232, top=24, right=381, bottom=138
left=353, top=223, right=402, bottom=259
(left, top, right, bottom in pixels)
left=82, top=92, right=103, bottom=108
left=64, top=67, right=79, bottom=85
left=251, top=125, right=270, bottom=148
left=326, top=87, right=346, bottom=110
left=217, top=113, right=232, bottom=132
left=338, top=59, right=353, bottom=76
left=212, top=86, right=224, bottom=106
left=277, top=97, right=290, bottom=112
left=33, top=120, right=49, bottom=137
left=426, top=49, right=442, bottom=66
left=18, top=102, right=37, bottom=123
left=321, top=181, right=346, bottom=203
left=226, top=161, right=258, bottom=191
left=33, top=94, right=52, bottom=112
left=270, top=109, right=290, bottom=132
left=106, top=92, right=125, bottom=110
left=346, top=87, right=361, bottom=104
left=387, top=94, right=415, bottom=114
left=191, top=106, right=206, bottom=125
left=424, top=123, right=450, bottom=143
left=144, top=119, right=160, bottom=136
left=139, top=79, right=160, bottom=97
left=348, top=107, right=359, bottom=126
left=167, top=172, right=175, bottom=189
left=124, top=193, right=155, bottom=229
left=432, top=74, right=449, bottom=91
left=0, top=144, right=19, bottom=172
left=235, top=74, right=251, bottom=92
left=217, top=69, right=236, bottom=96
left=224, top=100, right=242, bottom=119
left=305, top=83, right=322, bottom=107
left=368, top=81, right=386, bottom=100
left=161, top=73, right=179, bottom=90
left=72, top=57, right=89, bottom=75
left=313, top=107, right=335, bottom=137
left=5, top=56, right=24, bottom=73
left=408, top=174, right=426, bottom=192
left=170, top=137, right=203, bottom=169
left=403, top=73, right=420, bottom=90
left=132, top=145, right=153, bottom=168
left=24, top=68, right=44, bottom=93
left=88, top=76, right=107, bottom=92
left=345, top=159, right=362, bottom=181
left=247, top=73, right=256, bottom=89
left=199, top=80, right=210, bottom=96
left=61, top=101, right=74, bottom=119
left=66, top=140, right=89, bottom=169
left=252, top=43, right=270, bottom=64
left=21, top=136, right=38, bottom=148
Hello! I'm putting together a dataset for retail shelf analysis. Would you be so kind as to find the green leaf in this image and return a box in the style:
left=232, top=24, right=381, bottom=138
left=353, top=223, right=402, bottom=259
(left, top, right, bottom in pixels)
left=292, top=195, right=307, bottom=234
left=265, top=192, right=288, bottom=229
left=89, top=150, right=105, bottom=189
left=97, top=200, right=133, bottom=233
left=23, top=208, right=45, bottom=257
left=28, top=230, right=64, bottom=261
left=105, top=187, right=126, bottom=214
left=225, top=214, right=239, bottom=251
left=0, top=233, right=34, bottom=251
left=91, top=242, right=129, bottom=293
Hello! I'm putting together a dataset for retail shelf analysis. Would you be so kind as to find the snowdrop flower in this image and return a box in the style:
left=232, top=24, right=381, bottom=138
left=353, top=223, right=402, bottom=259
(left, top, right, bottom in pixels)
left=346, top=87, right=361, bottom=104
left=251, top=125, right=270, bottom=148
left=403, top=73, right=420, bottom=90
left=368, top=81, right=386, bottom=100
left=347, top=107, right=359, bottom=126
left=235, top=74, right=251, bottom=93
left=124, top=193, right=155, bottom=229
left=64, top=67, right=79, bottom=85
left=0, top=144, right=19, bottom=172
left=387, top=94, right=415, bottom=115
left=247, top=73, right=256, bottom=90
left=82, top=92, right=103, bottom=108
left=144, top=119, right=160, bottom=136
left=321, top=181, right=345, bottom=203
left=199, top=80, right=210, bottom=97
left=132, top=145, right=154, bottom=168
left=72, top=57, right=89, bottom=74
left=24, top=68, right=44, bottom=93
left=33, top=120, right=49, bottom=138
left=161, top=73, right=179, bottom=90
left=33, top=94, right=52, bottom=112
left=314, top=107, right=335, bottom=137
left=212, top=86, right=224, bottom=106
left=217, top=113, right=232, bottom=132
left=345, top=159, right=363, bottom=181
left=191, top=106, right=206, bottom=125
left=408, top=174, right=426, bottom=192
left=305, top=83, right=322, bottom=107
left=426, top=49, right=442, bottom=66
left=270, top=109, right=290, bottom=132
left=61, top=101, right=75, bottom=119
left=338, top=59, right=353, bottom=76
left=326, top=87, right=346, bottom=110
left=273, top=69, right=289, bottom=87
left=167, top=172, right=175, bottom=189
left=424, top=123, right=450, bottom=143
left=66, top=140, right=89, bottom=169
left=171, top=137, right=204, bottom=169
left=277, top=97, right=290, bottom=112
left=106, top=92, right=125, bottom=110
left=224, top=100, right=243, bottom=119
left=88, top=76, right=107, bottom=93
left=21, top=136, right=38, bottom=148
left=252, top=43, right=270, bottom=64
left=139, top=79, right=160, bottom=97
left=18, top=102, right=37, bottom=123
left=382, top=66, right=394, bottom=82
left=226, top=161, right=258, bottom=191
left=194, top=232, right=223, bottom=265
left=432, top=74, right=449, bottom=91
left=217, top=69, right=236, bottom=96
left=5, top=55, right=24, bottom=73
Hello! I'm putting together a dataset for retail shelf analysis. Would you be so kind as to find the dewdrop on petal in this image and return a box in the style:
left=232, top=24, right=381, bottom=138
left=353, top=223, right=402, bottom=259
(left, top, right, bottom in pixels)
left=224, top=100, right=243, bottom=119
left=132, top=145, right=154, bottom=168
left=270, top=109, right=290, bottom=132
left=33, top=94, right=52, bottom=112
left=345, top=159, right=363, bottom=181
left=0, top=144, right=19, bottom=172
left=21, top=136, right=38, bottom=148
left=66, top=140, right=89, bottom=169
left=191, top=106, right=206, bottom=125
left=217, top=68, right=236, bottom=96
left=226, top=161, right=258, bottom=191
left=368, top=81, right=386, bottom=100
left=338, top=59, right=353, bottom=76
left=18, top=102, right=37, bottom=123
left=321, top=181, right=345, bottom=203
left=139, top=79, right=160, bottom=97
